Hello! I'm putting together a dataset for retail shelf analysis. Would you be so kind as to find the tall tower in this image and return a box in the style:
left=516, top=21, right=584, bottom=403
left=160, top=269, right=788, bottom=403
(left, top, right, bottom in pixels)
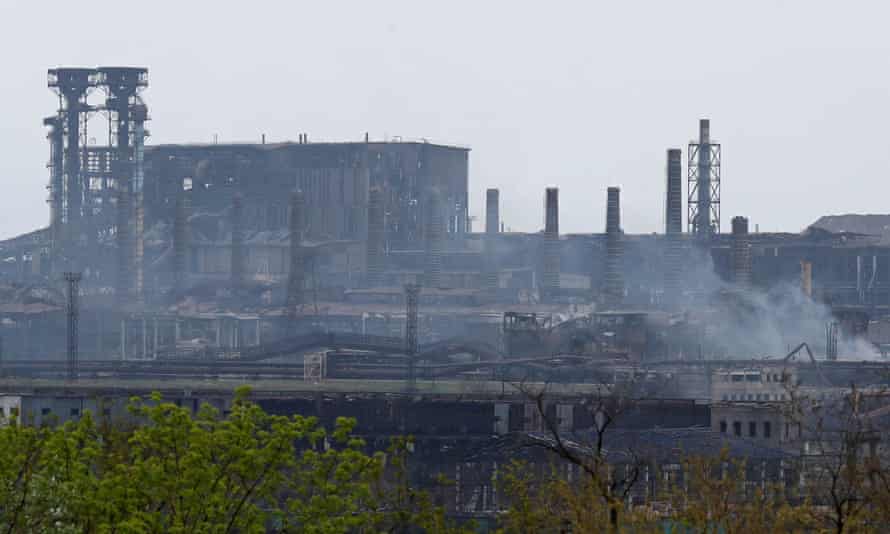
left=542, top=187, right=560, bottom=300
left=366, top=187, right=385, bottom=287
left=603, top=187, right=624, bottom=309
left=48, top=68, right=96, bottom=270
left=687, top=119, right=721, bottom=240
left=731, top=216, right=752, bottom=287
left=43, top=115, right=64, bottom=269
left=97, top=67, right=148, bottom=306
left=483, top=188, right=500, bottom=293
left=664, top=149, right=683, bottom=304
left=287, top=190, right=306, bottom=312
left=424, top=189, right=444, bottom=289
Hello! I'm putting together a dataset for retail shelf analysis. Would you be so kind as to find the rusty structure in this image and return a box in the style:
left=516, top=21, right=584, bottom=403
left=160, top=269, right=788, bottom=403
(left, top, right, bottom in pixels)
left=541, top=187, right=560, bottom=300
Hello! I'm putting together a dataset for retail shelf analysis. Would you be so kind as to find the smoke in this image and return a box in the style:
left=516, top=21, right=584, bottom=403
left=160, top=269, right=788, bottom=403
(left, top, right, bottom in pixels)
left=684, top=247, right=882, bottom=361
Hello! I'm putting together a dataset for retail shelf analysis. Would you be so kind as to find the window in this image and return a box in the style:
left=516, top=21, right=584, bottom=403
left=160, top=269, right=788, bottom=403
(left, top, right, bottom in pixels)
left=0, top=407, right=5, bottom=416
left=70, top=408, right=80, bottom=417
left=722, top=395, right=727, bottom=401
left=733, top=422, right=742, bottom=436
left=746, top=374, right=760, bottom=382
left=720, top=420, right=727, bottom=434
left=749, top=421, right=757, bottom=437
left=102, top=407, right=111, bottom=417
left=731, top=375, right=743, bottom=382
left=764, top=421, right=772, bottom=439
left=41, top=408, right=51, bottom=416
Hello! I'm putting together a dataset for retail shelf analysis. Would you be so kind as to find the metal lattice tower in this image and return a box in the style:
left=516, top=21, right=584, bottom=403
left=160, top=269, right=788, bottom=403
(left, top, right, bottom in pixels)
left=48, top=68, right=97, bottom=271
left=405, top=283, right=421, bottom=391
left=64, top=272, right=82, bottom=380
left=664, top=149, right=683, bottom=304
left=542, top=187, right=560, bottom=300
left=687, top=119, right=721, bottom=239
left=287, top=190, right=306, bottom=312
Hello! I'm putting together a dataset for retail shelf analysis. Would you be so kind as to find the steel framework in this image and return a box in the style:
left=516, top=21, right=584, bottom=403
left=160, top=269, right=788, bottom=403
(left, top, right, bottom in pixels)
left=64, top=272, right=82, bottom=380
left=687, top=119, right=721, bottom=239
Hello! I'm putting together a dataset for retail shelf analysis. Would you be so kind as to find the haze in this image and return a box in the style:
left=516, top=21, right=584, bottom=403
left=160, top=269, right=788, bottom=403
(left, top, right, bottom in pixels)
left=1, top=0, right=887, bottom=240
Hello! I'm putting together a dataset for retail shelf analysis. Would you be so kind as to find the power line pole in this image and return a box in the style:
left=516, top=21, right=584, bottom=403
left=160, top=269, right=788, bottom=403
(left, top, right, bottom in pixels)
left=64, top=272, right=82, bottom=380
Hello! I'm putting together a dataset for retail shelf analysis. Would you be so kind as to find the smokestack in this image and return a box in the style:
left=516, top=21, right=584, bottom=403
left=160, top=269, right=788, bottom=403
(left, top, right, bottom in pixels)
left=731, top=216, right=751, bottom=287
left=132, top=104, right=147, bottom=307
left=366, top=187, right=385, bottom=287
left=231, top=194, right=245, bottom=294
left=287, top=190, right=306, bottom=312
left=484, top=189, right=500, bottom=293
left=44, top=116, right=64, bottom=272
left=693, top=118, right=715, bottom=240
left=664, top=149, right=683, bottom=305
left=603, top=187, right=624, bottom=308
left=542, top=187, right=560, bottom=299
left=801, top=260, right=813, bottom=298
left=424, top=189, right=444, bottom=288
left=172, top=190, right=190, bottom=299
left=486, top=189, right=500, bottom=235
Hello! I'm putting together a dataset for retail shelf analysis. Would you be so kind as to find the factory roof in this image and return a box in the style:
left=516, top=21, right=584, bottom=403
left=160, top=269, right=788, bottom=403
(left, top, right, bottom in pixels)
left=145, top=139, right=470, bottom=152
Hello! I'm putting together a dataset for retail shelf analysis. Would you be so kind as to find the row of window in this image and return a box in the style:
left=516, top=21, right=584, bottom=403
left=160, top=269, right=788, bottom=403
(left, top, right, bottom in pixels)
left=722, top=393, right=788, bottom=402
left=720, top=420, right=772, bottom=439
left=723, top=373, right=787, bottom=383
left=0, top=406, right=112, bottom=418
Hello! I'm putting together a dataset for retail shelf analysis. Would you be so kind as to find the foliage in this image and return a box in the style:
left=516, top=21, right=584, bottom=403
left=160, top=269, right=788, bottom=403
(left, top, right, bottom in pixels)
left=0, top=387, right=469, bottom=534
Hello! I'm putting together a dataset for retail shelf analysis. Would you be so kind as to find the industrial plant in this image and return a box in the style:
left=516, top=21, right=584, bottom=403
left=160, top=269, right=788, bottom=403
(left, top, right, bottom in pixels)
left=1, top=66, right=890, bottom=520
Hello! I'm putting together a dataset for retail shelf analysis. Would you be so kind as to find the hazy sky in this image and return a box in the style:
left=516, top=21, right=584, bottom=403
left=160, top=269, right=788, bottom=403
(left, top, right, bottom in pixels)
left=1, top=0, right=888, bottom=240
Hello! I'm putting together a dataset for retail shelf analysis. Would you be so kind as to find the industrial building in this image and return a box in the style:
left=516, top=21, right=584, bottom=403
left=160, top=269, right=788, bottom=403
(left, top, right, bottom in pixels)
left=0, top=65, right=889, bottom=521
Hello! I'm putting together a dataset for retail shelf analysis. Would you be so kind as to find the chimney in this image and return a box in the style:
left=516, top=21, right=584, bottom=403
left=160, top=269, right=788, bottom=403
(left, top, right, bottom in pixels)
left=484, top=189, right=500, bottom=293
left=664, top=149, right=683, bottom=305
left=172, top=189, right=191, bottom=299
left=424, top=189, right=444, bottom=288
left=366, top=187, right=385, bottom=287
left=231, top=194, right=245, bottom=294
left=603, top=187, right=624, bottom=308
left=287, top=190, right=306, bottom=312
left=731, top=216, right=752, bottom=287
left=542, top=187, right=560, bottom=299
left=695, top=118, right=713, bottom=239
